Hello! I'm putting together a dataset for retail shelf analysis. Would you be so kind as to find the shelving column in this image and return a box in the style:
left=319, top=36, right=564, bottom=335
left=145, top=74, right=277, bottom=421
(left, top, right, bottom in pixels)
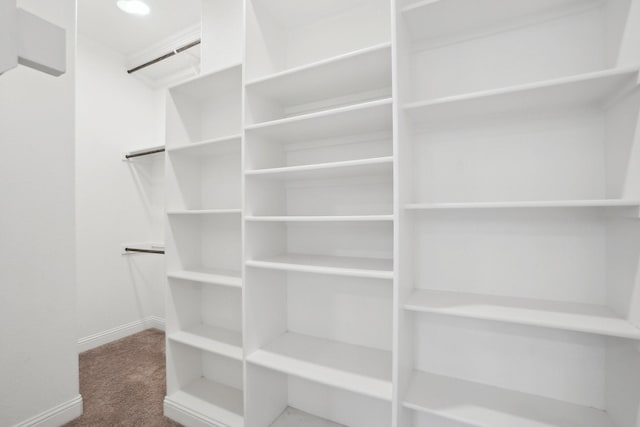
left=242, top=1, right=396, bottom=426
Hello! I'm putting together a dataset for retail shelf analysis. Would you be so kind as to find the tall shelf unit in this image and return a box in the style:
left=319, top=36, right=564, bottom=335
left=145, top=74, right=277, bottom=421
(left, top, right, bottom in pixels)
left=164, top=0, right=640, bottom=426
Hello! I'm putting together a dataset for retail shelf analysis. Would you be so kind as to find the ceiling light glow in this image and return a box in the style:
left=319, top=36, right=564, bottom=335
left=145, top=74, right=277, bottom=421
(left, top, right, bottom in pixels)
left=117, top=0, right=150, bottom=16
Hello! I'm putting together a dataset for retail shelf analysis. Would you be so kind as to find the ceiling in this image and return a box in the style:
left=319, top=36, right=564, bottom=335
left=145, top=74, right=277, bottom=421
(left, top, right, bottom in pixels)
left=78, top=0, right=202, bottom=56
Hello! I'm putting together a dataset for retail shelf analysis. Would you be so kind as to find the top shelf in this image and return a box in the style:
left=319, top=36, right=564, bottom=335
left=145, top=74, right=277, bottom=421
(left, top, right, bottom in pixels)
left=168, top=63, right=242, bottom=99
left=245, top=43, right=391, bottom=107
left=401, top=0, right=600, bottom=43
left=404, top=67, right=640, bottom=125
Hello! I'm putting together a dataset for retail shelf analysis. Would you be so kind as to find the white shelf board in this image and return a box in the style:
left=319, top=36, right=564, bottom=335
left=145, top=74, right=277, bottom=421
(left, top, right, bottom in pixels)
left=406, top=199, right=640, bottom=210
left=168, top=209, right=242, bottom=215
left=168, top=63, right=242, bottom=98
left=246, top=43, right=391, bottom=106
left=245, top=156, right=393, bottom=181
left=405, top=289, right=640, bottom=340
left=167, top=268, right=242, bottom=288
left=404, top=67, right=640, bottom=125
left=246, top=254, right=394, bottom=280
left=165, top=378, right=244, bottom=427
left=401, top=0, right=598, bottom=43
left=169, top=324, right=243, bottom=360
left=270, top=407, right=345, bottom=427
left=245, top=215, right=394, bottom=222
left=245, top=98, right=392, bottom=143
left=403, top=370, right=613, bottom=427
left=246, top=332, right=392, bottom=401
left=167, top=134, right=241, bottom=157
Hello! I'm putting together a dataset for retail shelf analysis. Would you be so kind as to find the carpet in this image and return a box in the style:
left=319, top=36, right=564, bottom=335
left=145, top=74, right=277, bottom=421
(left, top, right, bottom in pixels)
left=64, top=328, right=182, bottom=427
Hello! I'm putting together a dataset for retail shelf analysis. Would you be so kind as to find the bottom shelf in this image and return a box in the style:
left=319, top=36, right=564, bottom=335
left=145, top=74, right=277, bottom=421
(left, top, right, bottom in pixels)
left=270, top=407, right=346, bottom=427
left=403, top=370, right=612, bottom=427
left=165, top=378, right=244, bottom=427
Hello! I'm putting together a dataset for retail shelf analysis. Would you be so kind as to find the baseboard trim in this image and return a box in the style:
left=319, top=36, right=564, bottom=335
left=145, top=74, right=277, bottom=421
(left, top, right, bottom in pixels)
left=77, top=316, right=166, bottom=353
left=12, top=395, right=83, bottom=427
left=164, top=397, right=227, bottom=427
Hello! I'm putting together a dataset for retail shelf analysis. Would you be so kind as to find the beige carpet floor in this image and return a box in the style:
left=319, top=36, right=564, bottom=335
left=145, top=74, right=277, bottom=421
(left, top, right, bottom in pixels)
left=64, top=329, right=182, bottom=427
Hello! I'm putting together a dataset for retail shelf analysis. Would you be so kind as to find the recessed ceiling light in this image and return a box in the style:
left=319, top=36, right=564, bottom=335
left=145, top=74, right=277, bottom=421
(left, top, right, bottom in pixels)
left=117, top=0, right=150, bottom=16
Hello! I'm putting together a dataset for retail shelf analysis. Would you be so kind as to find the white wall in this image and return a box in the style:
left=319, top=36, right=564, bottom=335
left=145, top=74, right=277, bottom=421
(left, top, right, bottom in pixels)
left=76, top=35, right=166, bottom=350
left=0, top=1, right=81, bottom=426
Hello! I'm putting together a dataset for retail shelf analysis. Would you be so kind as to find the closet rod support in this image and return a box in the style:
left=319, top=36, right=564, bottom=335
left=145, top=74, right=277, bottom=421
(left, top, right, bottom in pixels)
left=127, top=39, right=201, bottom=74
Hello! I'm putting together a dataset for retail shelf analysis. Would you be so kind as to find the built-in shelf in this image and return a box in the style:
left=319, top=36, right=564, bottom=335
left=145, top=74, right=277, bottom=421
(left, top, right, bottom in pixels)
left=165, top=378, right=244, bottom=427
left=246, top=254, right=394, bottom=280
left=401, top=0, right=601, bottom=43
left=245, top=98, right=392, bottom=143
left=403, top=67, right=640, bottom=124
left=403, top=370, right=613, bottom=427
left=246, top=43, right=391, bottom=108
left=246, top=332, right=392, bottom=401
left=271, top=407, right=345, bottom=427
left=169, top=324, right=243, bottom=360
left=245, top=215, right=394, bottom=222
left=168, top=209, right=242, bottom=215
left=245, top=156, right=393, bottom=181
left=167, top=134, right=242, bottom=157
left=405, top=289, right=640, bottom=340
left=405, top=199, right=640, bottom=210
left=167, top=268, right=242, bottom=288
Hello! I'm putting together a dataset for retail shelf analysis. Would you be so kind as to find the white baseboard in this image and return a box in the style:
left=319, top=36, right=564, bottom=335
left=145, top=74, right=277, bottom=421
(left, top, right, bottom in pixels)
left=12, top=395, right=83, bottom=427
left=164, top=397, right=226, bottom=427
left=77, top=316, right=166, bottom=353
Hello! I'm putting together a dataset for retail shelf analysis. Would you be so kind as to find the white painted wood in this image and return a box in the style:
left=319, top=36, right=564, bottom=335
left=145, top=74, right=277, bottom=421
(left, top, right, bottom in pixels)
left=404, top=67, right=640, bottom=125
left=167, top=268, right=242, bottom=288
left=405, top=289, right=640, bottom=340
left=169, top=324, right=243, bottom=360
left=270, top=407, right=345, bottom=427
left=245, top=156, right=393, bottom=180
left=245, top=43, right=392, bottom=124
left=403, top=370, right=613, bottom=427
left=245, top=99, right=393, bottom=143
left=246, top=332, right=393, bottom=401
left=245, top=215, right=394, bottom=222
left=406, top=199, right=640, bottom=210
left=165, top=378, right=244, bottom=427
left=247, top=254, right=393, bottom=280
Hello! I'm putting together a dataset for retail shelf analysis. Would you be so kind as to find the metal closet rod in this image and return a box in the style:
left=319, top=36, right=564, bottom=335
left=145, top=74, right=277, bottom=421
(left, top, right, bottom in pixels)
left=127, top=39, right=201, bottom=74
left=124, top=147, right=165, bottom=159
left=125, top=247, right=165, bottom=255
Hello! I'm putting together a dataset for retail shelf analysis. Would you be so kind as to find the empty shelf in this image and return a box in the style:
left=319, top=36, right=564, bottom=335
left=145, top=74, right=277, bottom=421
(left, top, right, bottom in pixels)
left=406, top=199, right=640, bottom=210
left=245, top=98, right=392, bottom=143
left=405, top=289, right=640, bottom=340
left=246, top=43, right=391, bottom=108
left=165, top=378, right=243, bottom=427
left=167, top=209, right=242, bottom=215
left=245, top=157, right=393, bottom=181
left=247, top=332, right=392, bottom=401
left=402, top=0, right=598, bottom=43
left=169, top=324, right=243, bottom=360
left=403, top=370, right=613, bottom=427
left=167, top=268, right=242, bottom=288
left=404, top=67, right=640, bottom=124
left=270, top=407, right=345, bottom=427
left=245, top=215, right=393, bottom=222
left=246, top=254, right=393, bottom=279
left=167, top=134, right=242, bottom=157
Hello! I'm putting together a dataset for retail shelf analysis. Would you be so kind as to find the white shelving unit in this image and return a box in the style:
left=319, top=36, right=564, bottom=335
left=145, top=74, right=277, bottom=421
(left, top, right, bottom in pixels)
left=164, top=0, right=640, bottom=426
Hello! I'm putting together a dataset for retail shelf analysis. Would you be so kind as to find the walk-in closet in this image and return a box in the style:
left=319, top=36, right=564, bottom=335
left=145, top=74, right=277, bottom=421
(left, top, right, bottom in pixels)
left=2, top=1, right=640, bottom=426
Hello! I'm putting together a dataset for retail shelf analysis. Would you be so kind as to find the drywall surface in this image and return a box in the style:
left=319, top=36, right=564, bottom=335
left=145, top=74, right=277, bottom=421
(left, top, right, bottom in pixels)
left=76, top=35, right=166, bottom=348
left=0, top=0, right=80, bottom=426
